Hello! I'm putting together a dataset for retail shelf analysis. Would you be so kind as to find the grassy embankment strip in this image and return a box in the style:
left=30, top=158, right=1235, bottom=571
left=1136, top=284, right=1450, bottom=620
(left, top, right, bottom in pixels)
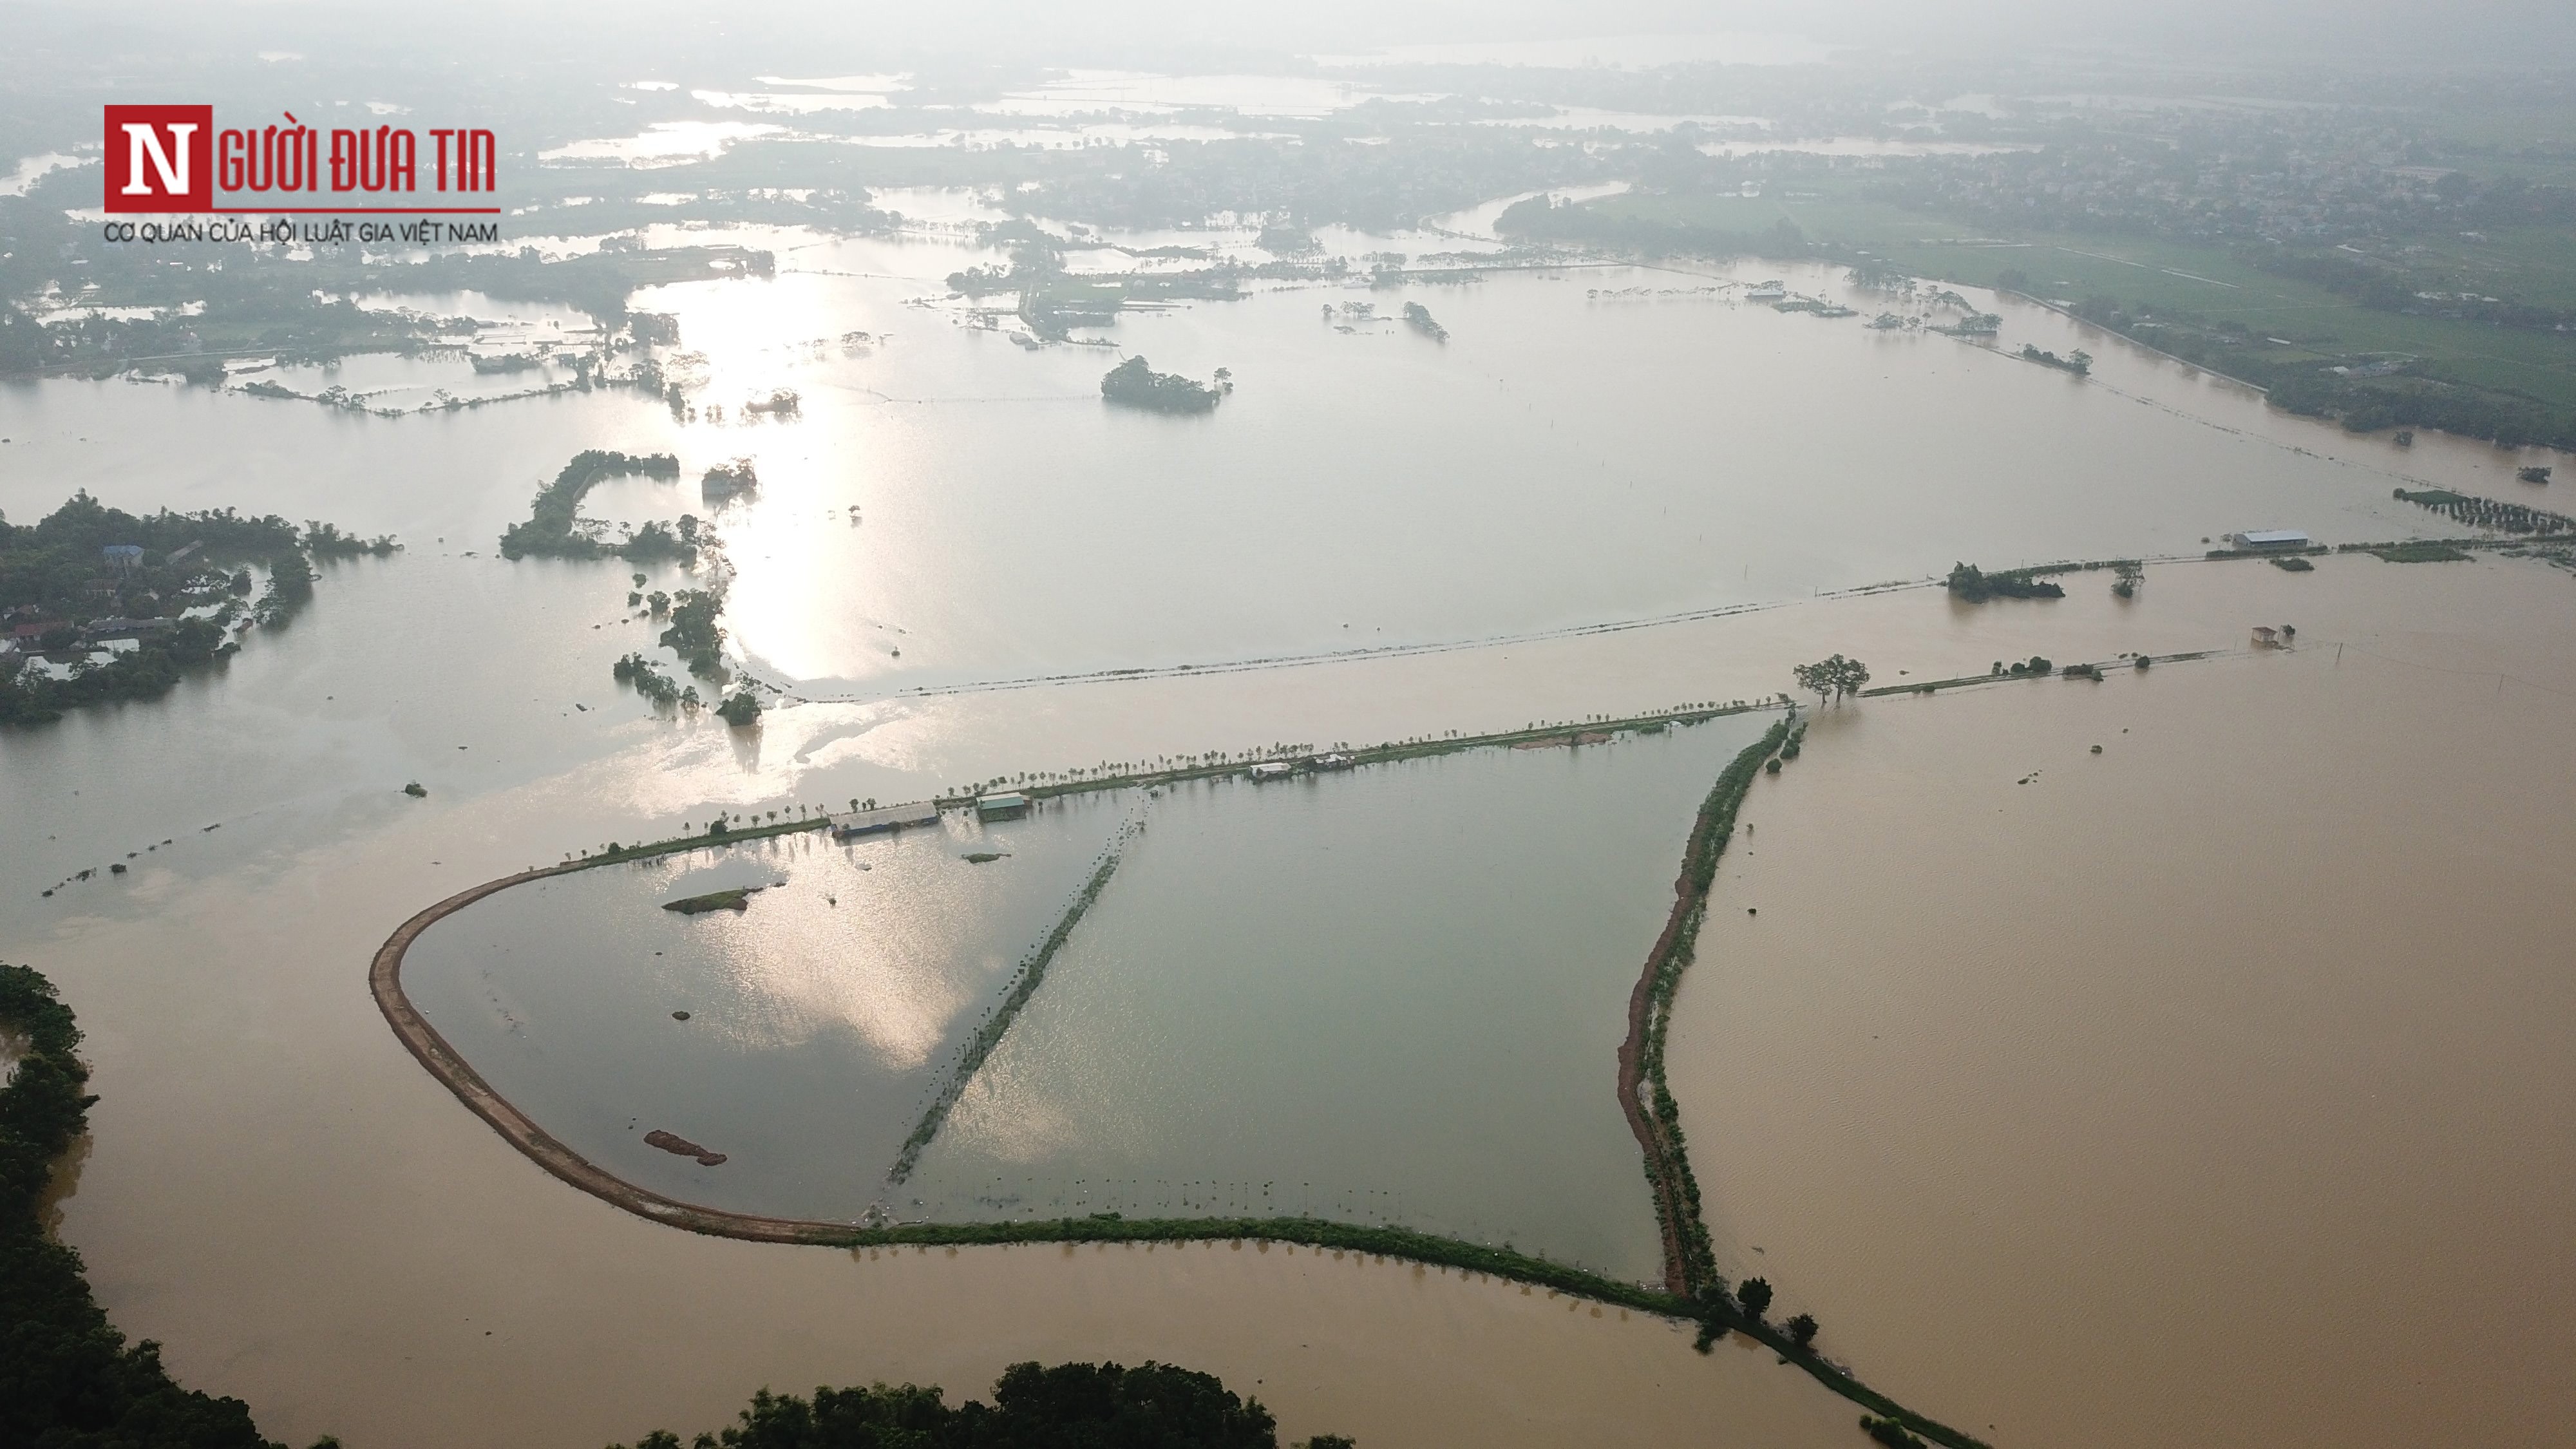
left=887, top=820, right=1141, bottom=1184
left=580, top=815, right=828, bottom=868
left=1861, top=650, right=2216, bottom=698
left=942, top=703, right=1781, bottom=811
left=1617, top=719, right=1789, bottom=1294
left=1608, top=721, right=1998, bottom=1449
left=837, top=1215, right=1685, bottom=1311
left=661, top=887, right=753, bottom=914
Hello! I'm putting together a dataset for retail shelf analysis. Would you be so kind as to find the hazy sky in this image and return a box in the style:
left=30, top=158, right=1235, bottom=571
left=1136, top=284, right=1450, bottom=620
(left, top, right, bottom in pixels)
left=8, top=0, right=2574, bottom=66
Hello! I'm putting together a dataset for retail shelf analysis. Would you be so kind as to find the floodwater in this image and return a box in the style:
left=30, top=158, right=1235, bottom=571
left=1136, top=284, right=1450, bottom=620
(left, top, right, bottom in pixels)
left=1, top=231, right=2557, bottom=761
left=404, top=714, right=1764, bottom=1280
left=401, top=794, right=1135, bottom=1217
left=540, top=120, right=786, bottom=165
left=1672, top=556, right=2576, bottom=1449
left=5, top=529, right=2568, bottom=1444
left=6, top=181, right=2576, bottom=1446
left=3, top=240, right=2548, bottom=701
left=1319, top=32, right=1835, bottom=69
left=906, top=715, right=1772, bottom=1280
left=1697, top=137, right=2040, bottom=157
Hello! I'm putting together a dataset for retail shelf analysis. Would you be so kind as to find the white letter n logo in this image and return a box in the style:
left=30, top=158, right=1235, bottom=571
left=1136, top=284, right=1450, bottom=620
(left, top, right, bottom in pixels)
left=122, top=122, right=194, bottom=195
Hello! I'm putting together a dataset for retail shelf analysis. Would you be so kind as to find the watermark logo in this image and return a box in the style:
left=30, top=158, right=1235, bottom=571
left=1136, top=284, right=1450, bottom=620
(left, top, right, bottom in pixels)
left=100, top=104, right=500, bottom=216
left=104, top=105, right=213, bottom=213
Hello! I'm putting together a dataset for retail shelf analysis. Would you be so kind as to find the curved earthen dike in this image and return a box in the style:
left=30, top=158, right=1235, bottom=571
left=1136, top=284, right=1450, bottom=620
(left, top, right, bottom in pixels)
left=377, top=746, right=1757, bottom=1269
left=1615, top=721, right=1786, bottom=1300
left=378, top=838, right=1729, bottom=1270
left=370, top=864, right=860, bottom=1244
left=370, top=858, right=1718, bottom=1279
left=373, top=755, right=1994, bottom=1449
left=1616, top=819, right=1717, bottom=1297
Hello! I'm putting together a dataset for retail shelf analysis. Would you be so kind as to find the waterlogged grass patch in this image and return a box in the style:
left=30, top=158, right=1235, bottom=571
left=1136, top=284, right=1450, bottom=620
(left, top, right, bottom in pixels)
left=660, top=886, right=755, bottom=914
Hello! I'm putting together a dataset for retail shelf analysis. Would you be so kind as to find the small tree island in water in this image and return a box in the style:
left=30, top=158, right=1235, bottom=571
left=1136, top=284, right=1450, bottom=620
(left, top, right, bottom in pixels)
left=1101, top=355, right=1226, bottom=413
left=661, top=887, right=756, bottom=914
left=1946, top=562, right=2067, bottom=601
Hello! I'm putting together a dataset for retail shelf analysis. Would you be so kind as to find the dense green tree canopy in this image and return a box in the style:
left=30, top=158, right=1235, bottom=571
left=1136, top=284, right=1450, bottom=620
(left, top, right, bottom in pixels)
left=1, top=963, right=285, bottom=1449
left=614, top=1360, right=1303, bottom=1449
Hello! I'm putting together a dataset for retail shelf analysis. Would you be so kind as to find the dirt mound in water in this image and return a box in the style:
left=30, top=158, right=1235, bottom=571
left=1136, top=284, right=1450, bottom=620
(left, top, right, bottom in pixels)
left=643, top=1129, right=726, bottom=1166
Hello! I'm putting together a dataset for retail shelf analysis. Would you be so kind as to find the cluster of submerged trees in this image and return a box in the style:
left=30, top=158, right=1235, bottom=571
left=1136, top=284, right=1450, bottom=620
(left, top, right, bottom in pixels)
left=701, top=458, right=759, bottom=502
left=611, top=1361, right=1347, bottom=1449
left=1946, top=562, right=2065, bottom=601
left=2392, top=486, right=2572, bottom=536
left=2015, top=343, right=2092, bottom=375
left=614, top=632, right=759, bottom=726
left=659, top=589, right=726, bottom=677
left=1792, top=655, right=1871, bottom=706
left=499, top=447, right=765, bottom=728
left=1101, top=355, right=1230, bottom=413
left=612, top=652, right=697, bottom=710
left=498, top=450, right=697, bottom=564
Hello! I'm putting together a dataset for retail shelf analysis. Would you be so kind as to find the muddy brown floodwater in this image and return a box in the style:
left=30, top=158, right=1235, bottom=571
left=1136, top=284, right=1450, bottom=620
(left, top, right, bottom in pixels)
left=23, top=542, right=2571, bottom=1448
left=1674, top=557, right=2576, bottom=1448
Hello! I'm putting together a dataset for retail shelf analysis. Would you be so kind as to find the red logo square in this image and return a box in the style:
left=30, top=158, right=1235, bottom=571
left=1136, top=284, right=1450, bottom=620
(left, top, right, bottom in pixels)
left=104, top=105, right=213, bottom=213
